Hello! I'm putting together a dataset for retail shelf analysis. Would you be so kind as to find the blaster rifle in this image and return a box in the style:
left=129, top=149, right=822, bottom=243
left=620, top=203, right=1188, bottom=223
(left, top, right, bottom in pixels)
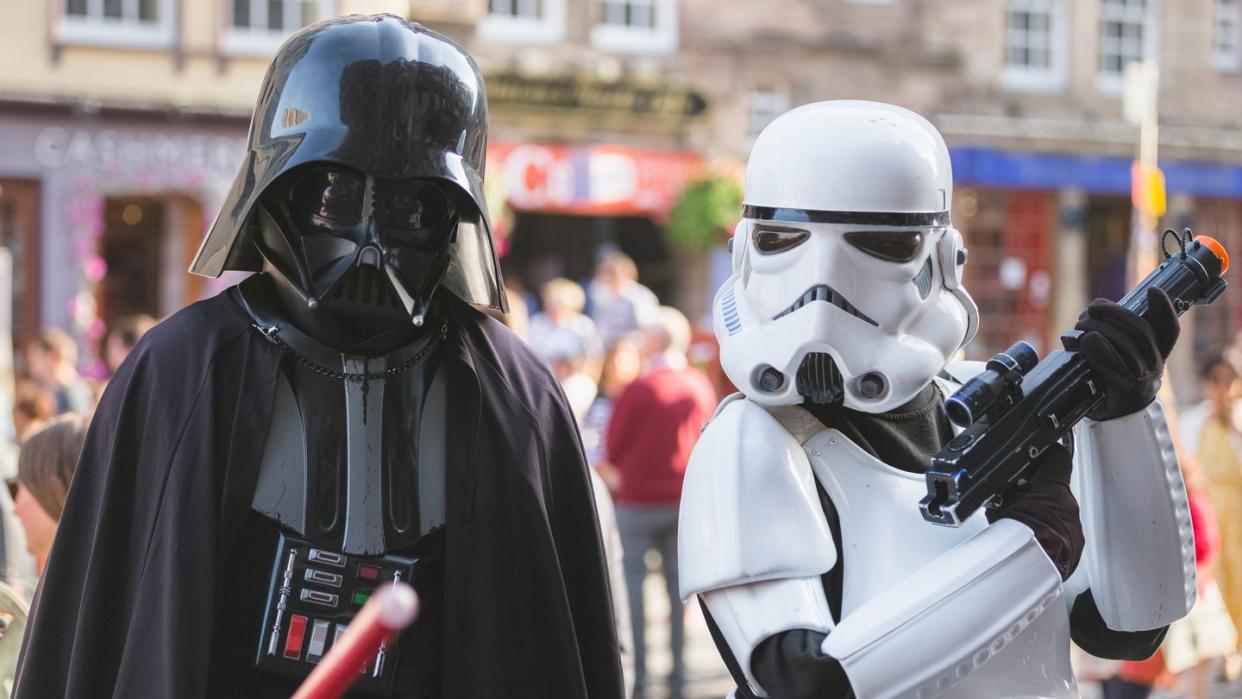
left=919, top=230, right=1229, bottom=526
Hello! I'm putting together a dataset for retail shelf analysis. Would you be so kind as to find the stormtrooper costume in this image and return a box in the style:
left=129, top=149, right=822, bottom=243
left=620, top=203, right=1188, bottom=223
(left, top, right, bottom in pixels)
left=679, top=101, right=1195, bottom=698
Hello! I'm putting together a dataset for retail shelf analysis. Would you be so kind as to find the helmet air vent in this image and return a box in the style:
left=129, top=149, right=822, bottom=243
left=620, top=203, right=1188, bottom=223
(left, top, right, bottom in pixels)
left=754, top=365, right=785, bottom=393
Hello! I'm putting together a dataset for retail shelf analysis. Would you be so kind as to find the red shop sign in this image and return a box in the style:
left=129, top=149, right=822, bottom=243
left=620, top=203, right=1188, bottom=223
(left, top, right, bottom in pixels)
left=487, top=142, right=703, bottom=218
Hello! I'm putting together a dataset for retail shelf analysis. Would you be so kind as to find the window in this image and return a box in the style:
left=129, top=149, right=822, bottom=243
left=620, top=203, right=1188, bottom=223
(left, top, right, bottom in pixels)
left=599, top=0, right=658, bottom=28
left=1098, top=0, right=1156, bottom=90
left=478, top=0, right=566, bottom=43
left=58, top=0, right=175, bottom=48
left=1215, top=0, right=1240, bottom=71
left=591, top=0, right=677, bottom=53
left=748, top=89, right=789, bottom=143
left=1003, top=0, right=1066, bottom=90
left=221, top=0, right=334, bottom=56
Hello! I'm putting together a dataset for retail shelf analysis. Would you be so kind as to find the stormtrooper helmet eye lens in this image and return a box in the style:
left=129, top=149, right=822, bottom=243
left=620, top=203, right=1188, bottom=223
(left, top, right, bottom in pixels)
left=289, top=167, right=365, bottom=223
left=752, top=225, right=810, bottom=255
left=379, top=180, right=453, bottom=232
left=844, top=230, right=923, bottom=262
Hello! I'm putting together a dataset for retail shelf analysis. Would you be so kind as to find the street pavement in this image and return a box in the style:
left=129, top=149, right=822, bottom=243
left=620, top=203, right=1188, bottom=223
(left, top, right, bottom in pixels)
left=633, top=563, right=733, bottom=699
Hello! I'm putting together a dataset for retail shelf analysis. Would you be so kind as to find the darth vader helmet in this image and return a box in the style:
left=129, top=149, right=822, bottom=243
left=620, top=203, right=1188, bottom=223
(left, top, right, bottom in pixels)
left=715, top=101, right=979, bottom=412
left=191, top=14, right=504, bottom=335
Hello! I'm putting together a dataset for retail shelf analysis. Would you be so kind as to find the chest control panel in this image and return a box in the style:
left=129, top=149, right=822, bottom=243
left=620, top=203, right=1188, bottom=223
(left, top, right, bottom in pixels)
left=255, top=532, right=418, bottom=695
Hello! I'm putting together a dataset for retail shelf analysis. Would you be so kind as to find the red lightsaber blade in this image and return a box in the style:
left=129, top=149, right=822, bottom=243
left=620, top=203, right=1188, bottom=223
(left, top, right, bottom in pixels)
left=291, top=582, right=419, bottom=699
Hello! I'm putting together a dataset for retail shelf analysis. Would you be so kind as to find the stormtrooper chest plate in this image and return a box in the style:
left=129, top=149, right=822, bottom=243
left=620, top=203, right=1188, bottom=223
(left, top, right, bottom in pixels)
left=802, top=428, right=989, bottom=618
left=252, top=349, right=448, bottom=557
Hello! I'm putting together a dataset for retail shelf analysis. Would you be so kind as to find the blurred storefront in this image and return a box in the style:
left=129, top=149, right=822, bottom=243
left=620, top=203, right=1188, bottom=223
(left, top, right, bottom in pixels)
left=487, top=141, right=703, bottom=302
left=0, top=104, right=246, bottom=357
left=476, top=70, right=713, bottom=313
left=950, top=145, right=1242, bottom=400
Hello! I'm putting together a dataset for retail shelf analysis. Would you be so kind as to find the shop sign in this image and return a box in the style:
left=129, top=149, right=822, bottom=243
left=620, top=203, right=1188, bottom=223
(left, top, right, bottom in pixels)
left=485, top=72, right=708, bottom=120
left=33, top=126, right=246, bottom=178
left=488, top=142, right=703, bottom=217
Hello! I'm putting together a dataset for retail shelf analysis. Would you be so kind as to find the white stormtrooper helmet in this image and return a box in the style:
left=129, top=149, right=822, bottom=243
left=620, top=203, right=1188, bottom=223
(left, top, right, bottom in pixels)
left=716, top=100, right=979, bottom=412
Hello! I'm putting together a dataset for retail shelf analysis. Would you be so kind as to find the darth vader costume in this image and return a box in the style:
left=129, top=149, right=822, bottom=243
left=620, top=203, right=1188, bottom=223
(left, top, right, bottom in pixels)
left=15, top=15, right=624, bottom=699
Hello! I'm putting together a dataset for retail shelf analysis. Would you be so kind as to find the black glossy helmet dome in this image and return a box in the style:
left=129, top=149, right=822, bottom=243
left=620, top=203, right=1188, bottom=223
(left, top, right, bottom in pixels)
left=191, top=13, right=504, bottom=311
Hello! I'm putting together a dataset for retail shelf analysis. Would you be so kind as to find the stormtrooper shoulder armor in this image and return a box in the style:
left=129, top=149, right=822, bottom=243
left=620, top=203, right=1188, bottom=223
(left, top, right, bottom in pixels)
left=678, top=395, right=836, bottom=600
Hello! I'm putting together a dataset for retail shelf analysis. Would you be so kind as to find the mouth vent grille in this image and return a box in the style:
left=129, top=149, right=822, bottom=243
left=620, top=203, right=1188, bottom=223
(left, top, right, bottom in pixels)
left=796, top=352, right=845, bottom=405
left=773, top=284, right=878, bottom=327
left=329, top=266, right=400, bottom=308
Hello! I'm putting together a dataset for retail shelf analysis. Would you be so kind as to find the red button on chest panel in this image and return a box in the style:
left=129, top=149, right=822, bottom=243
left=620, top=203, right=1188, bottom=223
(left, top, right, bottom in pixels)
left=357, top=564, right=380, bottom=581
left=284, top=614, right=308, bottom=660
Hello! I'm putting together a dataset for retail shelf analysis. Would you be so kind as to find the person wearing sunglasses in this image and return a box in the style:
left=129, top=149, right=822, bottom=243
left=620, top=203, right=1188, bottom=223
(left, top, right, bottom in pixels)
left=14, top=15, right=623, bottom=699
left=8, top=413, right=88, bottom=578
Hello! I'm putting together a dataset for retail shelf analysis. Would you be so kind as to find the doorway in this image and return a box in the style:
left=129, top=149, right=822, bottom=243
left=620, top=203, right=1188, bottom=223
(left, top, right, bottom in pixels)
left=1083, top=195, right=1132, bottom=303
left=97, top=194, right=205, bottom=326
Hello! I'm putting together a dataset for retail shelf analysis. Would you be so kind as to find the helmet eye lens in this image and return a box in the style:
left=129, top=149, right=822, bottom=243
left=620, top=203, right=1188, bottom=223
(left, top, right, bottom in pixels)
left=290, top=167, right=365, bottom=223
left=844, top=230, right=923, bottom=262
left=378, top=180, right=456, bottom=250
left=752, top=225, right=810, bottom=255
left=378, top=180, right=452, bottom=232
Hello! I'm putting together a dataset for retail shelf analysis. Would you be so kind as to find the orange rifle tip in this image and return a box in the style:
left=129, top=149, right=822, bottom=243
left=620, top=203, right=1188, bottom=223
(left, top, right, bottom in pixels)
left=1195, top=235, right=1230, bottom=274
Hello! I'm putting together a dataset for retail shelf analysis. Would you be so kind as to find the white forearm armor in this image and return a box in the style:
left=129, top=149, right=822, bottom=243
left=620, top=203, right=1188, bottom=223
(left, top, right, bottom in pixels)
left=821, top=519, right=1073, bottom=699
left=1067, top=398, right=1196, bottom=630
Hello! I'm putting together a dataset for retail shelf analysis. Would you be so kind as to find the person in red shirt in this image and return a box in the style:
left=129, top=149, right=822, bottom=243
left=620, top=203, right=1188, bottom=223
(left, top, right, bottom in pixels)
left=604, top=306, right=717, bottom=697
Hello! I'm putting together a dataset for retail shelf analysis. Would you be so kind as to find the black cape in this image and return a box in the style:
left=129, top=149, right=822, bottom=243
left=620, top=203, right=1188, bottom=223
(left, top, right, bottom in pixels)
left=14, top=290, right=624, bottom=698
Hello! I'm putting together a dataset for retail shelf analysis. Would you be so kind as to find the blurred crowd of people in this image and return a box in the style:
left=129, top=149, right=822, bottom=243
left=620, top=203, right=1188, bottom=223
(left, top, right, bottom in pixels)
left=493, top=252, right=717, bottom=698
left=0, top=315, right=155, bottom=599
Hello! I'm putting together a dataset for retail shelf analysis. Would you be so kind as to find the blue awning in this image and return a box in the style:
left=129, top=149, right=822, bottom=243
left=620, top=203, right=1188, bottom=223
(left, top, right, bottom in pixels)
left=950, top=146, right=1242, bottom=200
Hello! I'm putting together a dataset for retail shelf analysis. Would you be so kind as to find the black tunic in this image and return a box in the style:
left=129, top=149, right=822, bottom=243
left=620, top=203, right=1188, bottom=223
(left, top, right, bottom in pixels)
left=13, top=289, right=625, bottom=699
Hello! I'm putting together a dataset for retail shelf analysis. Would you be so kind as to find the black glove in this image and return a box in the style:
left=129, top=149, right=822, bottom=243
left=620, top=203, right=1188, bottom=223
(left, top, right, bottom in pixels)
left=1073, top=286, right=1179, bottom=422
left=986, top=443, right=1084, bottom=580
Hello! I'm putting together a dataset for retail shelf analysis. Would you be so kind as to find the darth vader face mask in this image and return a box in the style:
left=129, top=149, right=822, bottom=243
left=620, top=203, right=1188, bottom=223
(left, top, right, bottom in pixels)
left=255, top=163, right=460, bottom=331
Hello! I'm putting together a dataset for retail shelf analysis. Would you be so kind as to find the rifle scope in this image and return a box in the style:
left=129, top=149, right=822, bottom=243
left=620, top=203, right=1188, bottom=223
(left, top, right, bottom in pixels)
left=944, top=341, right=1040, bottom=428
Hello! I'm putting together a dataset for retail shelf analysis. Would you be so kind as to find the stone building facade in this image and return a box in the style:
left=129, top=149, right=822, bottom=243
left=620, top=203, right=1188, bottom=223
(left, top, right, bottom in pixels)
left=0, top=0, right=1239, bottom=398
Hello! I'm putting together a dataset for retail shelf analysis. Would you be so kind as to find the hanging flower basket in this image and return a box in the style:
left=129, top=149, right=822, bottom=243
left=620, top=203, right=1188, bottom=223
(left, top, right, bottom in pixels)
left=666, top=175, right=743, bottom=251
